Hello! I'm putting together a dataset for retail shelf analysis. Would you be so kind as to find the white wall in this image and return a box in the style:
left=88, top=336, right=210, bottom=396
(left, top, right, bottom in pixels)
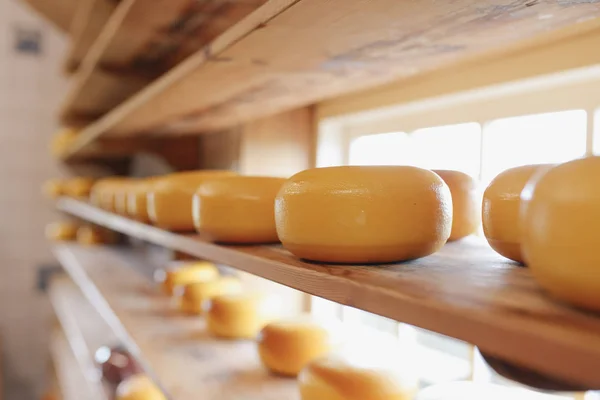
left=0, top=0, right=70, bottom=397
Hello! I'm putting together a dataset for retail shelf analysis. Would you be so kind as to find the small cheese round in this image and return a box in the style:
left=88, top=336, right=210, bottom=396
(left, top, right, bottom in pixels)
left=77, top=225, right=116, bottom=246
left=193, top=176, right=286, bottom=243
left=275, top=166, right=452, bottom=263
left=482, top=164, right=552, bottom=263
left=90, top=178, right=130, bottom=212
left=126, top=180, right=157, bottom=223
left=42, top=179, right=64, bottom=199
left=522, top=157, right=600, bottom=312
left=63, top=177, right=95, bottom=199
left=299, top=356, right=416, bottom=400
left=433, top=170, right=479, bottom=241
left=50, top=128, right=78, bottom=158
left=147, top=171, right=236, bottom=231
left=179, top=277, right=242, bottom=315
left=116, top=374, right=165, bottom=400
left=46, top=221, right=78, bottom=241
left=206, top=292, right=274, bottom=339
left=258, top=317, right=336, bottom=377
left=159, top=262, right=219, bottom=296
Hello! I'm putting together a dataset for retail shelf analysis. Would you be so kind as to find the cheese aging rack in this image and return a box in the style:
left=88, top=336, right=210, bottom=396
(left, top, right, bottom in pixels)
left=25, top=0, right=600, bottom=399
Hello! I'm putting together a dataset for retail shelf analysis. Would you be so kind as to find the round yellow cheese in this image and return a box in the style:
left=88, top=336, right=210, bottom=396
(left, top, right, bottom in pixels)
left=522, top=157, right=600, bottom=312
left=126, top=180, right=157, bottom=223
left=206, top=292, right=274, bottom=339
left=299, top=356, right=416, bottom=400
left=483, top=164, right=552, bottom=263
left=46, top=221, right=78, bottom=241
left=275, top=166, right=452, bottom=263
left=90, top=178, right=129, bottom=212
left=193, top=176, right=286, bottom=243
left=42, top=179, right=65, bottom=199
left=160, top=262, right=219, bottom=296
left=116, top=374, right=165, bottom=400
left=63, top=177, right=95, bottom=199
left=179, top=276, right=242, bottom=315
left=50, top=128, right=78, bottom=158
left=258, top=317, right=336, bottom=377
left=147, top=170, right=236, bottom=231
left=433, top=170, right=479, bottom=241
left=77, top=225, right=116, bottom=246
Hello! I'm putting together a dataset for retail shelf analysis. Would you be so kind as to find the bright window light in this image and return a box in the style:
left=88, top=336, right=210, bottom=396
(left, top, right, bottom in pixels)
left=481, top=110, right=587, bottom=184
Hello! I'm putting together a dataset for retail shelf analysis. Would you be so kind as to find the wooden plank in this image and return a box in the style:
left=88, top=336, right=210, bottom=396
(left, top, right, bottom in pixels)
left=21, top=0, right=80, bottom=32
left=61, top=0, right=267, bottom=124
left=56, top=198, right=600, bottom=389
left=53, top=243, right=299, bottom=400
left=49, top=276, right=116, bottom=400
left=64, top=0, right=119, bottom=73
left=64, top=0, right=600, bottom=154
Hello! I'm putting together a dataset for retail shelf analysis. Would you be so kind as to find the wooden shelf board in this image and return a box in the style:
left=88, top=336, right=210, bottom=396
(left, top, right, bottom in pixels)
left=49, top=276, right=116, bottom=400
left=64, top=0, right=600, bottom=157
left=53, top=243, right=299, bottom=400
left=56, top=197, right=600, bottom=388
left=60, top=0, right=266, bottom=125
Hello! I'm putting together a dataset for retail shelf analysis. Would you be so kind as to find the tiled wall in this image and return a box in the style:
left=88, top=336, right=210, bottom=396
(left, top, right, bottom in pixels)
left=0, top=0, right=70, bottom=398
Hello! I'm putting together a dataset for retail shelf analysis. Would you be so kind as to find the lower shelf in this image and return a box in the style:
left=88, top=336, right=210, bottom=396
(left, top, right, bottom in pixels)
left=53, top=243, right=299, bottom=400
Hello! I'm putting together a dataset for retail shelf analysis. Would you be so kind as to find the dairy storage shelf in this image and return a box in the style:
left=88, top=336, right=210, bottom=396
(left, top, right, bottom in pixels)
left=56, top=197, right=600, bottom=388
left=60, top=0, right=600, bottom=159
left=53, top=243, right=299, bottom=400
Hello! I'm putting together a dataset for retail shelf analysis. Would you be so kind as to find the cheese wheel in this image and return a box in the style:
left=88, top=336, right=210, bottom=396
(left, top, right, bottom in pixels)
left=148, top=170, right=236, bottom=231
left=90, top=178, right=129, bottom=212
left=193, top=176, right=286, bottom=243
left=77, top=225, right=116, bottom=246
left=258, top=317, right=337, bottom=376
left=63, top=177, right=95, bottom=199
left=126, top=180, right=157, bottom=222
left=160, top=262, right=219, bottom=296
left=206, top=292, right=275, bottom=339
left=275, top=166, right=452, bottom=263
left=46, top=221, right=78, bottom=241
left=482, top=164, right=552, bottom=263
left=116, top=374, right=165, bottom=400
left=522, top=157, right=600, bottom=312
left=180, top=277, right=242, bottom=315
left=42, top=179, right=64, bottom=199
left=433, top=170, right=479, bottom=241
left=50, top=128, right=78, bottom=157
left=299, top=356, right=416, bottom=400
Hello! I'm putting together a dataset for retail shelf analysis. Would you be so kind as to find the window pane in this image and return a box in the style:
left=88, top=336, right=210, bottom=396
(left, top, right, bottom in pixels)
left=349, top=132, right=411, bottom=166
left=482, top=110, right=587, bottom=183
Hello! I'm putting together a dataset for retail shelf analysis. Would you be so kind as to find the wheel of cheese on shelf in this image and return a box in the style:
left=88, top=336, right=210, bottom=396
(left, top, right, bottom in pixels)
left=116, top=374, right=166, bottom=400
left=63, top=177, right=95, bottom=199
left=299, top=355, right=417, bottom=400
left=77, top=225, right=116, bottom=246
left=522, top=157, right=600, bottom=312
left=258, top=316, right=339, bottom=377
left=159, top=261, right=220, bottom=296
left=206, top=292, right=277, bottom=339
left=147, top=170, right=236, bottom=231
left=179, top=276, right=242, bottom=315
left=49, top=128, right=78, bottom=158
left=126, top=179, right=157, bottom=223
left=482, top=164, right=552, bottom=263
left=275, top=166, right=452, bottom=263
left=114, top=181, right=137, bottom=216
left=433, top=170, right=479, bottom=241
left=193, top=176, right=286, bottom=243
left=42, top=179, right=64, bottom=199
left=45, top=221, right=79, bottom=241
left=90, top=177, right=130, bottom=212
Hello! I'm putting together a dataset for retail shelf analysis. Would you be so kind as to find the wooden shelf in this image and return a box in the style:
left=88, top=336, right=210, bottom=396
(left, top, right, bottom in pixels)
left=60, top=0, right=265, bottom=125
left=56, top=197, right=600, bottom=388
left=49, top=276, right=117, bottom=400
left=63, top=0, right=600, bottom=158
left=53, top=243, right=299, bottom=400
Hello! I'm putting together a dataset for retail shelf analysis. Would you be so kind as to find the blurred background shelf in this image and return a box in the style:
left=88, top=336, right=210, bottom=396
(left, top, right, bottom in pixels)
left=60, top=0, right=266, bottom=127
left=53, top=243, right=299, bottom=400
left=55, top=197, right=600, bottom=389
left=60, top=0, right=600, bottom=159
left=48, top=276, right=116, bottom=400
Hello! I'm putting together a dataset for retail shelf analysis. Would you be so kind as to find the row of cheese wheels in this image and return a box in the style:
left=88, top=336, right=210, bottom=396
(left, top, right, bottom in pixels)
left=45, top=222, right=117, bottom=245
left=44, top=156, right=600, bottom=313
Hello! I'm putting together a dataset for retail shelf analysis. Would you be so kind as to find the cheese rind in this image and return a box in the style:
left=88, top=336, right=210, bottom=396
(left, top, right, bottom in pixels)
left=433, top=170, right=479, bottom=241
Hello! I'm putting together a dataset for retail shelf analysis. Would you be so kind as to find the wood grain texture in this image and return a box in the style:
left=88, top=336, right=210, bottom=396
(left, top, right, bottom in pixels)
left=53, top=244, right=299, bottom=400
left=64, top=0, right=600, bottom=153
left=48, top=277, right=113, bottom=400
left=61, top=0, right=267, bottom=124
left=56, top=198, right=600, bottom=389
